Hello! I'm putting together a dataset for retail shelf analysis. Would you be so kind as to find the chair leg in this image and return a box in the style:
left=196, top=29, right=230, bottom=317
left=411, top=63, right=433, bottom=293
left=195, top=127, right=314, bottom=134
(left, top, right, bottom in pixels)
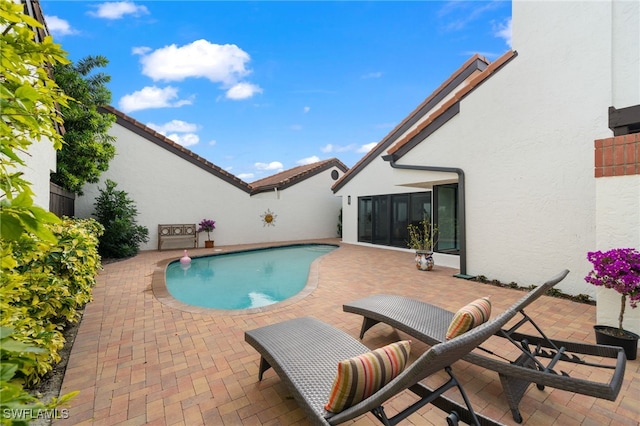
left=258, top=357, right=271, bottom=381
left=359, top=317, right=381, bottom=339
left=498, top=373, right=528, bottom=423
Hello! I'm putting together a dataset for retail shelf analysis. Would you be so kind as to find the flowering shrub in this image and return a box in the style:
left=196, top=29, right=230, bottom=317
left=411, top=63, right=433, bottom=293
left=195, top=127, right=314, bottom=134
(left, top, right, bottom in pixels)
left=198, top=219, right=216, bottom=240
left=585, top=248, right=640, bottom=332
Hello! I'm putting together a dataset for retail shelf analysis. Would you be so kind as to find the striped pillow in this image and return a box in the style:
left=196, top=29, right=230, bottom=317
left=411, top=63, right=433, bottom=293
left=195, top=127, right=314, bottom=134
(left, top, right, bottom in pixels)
left=324, top=340, right=411, bottom=413
left=445, top=297, right=491, bottom=340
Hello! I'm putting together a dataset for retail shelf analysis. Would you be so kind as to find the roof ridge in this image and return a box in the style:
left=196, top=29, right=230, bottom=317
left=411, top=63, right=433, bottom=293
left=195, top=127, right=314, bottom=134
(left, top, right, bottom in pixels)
left=331, top=53, right=494, bottom=192
left=386, top=50, right=516, bottom=157
left=250, top=158, right=348, bottom=194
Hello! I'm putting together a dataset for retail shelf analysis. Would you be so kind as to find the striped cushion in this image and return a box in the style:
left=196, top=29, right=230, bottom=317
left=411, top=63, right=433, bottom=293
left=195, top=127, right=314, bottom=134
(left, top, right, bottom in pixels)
left=445, top=297, right=491, bottom=340
left=324, top=340, right=411, bottom=413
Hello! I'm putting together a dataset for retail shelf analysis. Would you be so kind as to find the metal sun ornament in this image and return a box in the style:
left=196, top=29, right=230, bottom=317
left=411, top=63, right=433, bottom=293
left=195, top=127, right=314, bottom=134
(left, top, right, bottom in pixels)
left=261, top=209, right=277, bottom=227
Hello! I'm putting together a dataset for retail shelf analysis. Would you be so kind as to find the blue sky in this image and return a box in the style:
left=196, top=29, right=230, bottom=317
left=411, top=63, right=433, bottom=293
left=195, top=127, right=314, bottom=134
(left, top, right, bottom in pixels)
left=42, top=1, right=512, bottom=182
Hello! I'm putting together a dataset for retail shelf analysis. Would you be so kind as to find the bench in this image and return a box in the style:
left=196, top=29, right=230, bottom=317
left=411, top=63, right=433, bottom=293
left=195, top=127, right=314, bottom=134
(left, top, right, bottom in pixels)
left=157, top=224, right=197, bottom=251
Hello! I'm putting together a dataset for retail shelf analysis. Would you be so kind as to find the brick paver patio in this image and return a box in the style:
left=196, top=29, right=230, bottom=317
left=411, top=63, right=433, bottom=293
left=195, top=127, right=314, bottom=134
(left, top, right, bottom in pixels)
left=56, top=241, right=639, bottom=425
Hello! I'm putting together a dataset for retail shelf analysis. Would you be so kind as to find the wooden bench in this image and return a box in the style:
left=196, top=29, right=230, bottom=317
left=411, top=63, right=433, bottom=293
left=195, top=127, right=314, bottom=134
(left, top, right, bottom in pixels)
left=158, top=224, right=197, bottom=251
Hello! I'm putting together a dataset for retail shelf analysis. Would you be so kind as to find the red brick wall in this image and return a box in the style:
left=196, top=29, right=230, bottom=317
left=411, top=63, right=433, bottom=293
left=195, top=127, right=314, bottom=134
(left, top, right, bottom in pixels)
left=594, top=133, right=640, bottom=177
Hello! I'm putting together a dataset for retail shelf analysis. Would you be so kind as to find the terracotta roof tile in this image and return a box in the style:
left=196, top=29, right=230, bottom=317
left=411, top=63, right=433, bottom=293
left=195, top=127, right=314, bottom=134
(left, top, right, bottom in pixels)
left=250, top=158, right=348, bottom=194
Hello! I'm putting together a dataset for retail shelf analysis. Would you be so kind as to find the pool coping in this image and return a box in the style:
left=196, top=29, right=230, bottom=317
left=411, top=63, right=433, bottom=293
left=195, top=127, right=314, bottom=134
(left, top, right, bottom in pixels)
left=151, top=241, right=341, bottom=315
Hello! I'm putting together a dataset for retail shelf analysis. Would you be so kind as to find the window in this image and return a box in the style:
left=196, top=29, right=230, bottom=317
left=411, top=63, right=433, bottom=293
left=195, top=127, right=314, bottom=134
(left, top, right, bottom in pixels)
left=357, top=186, right=458, bottom=254
left=358, top=197, right=372, bottom=243
left=433, top=184, right=459, bottom=253
left=358, top=192, right=432, bottom=248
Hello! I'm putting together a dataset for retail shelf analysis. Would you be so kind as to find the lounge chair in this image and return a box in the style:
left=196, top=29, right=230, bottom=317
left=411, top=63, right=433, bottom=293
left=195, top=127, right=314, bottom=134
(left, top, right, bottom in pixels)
left=244, top=284, right=559, bottom=426
left=343, top=270, right=627, bottom=423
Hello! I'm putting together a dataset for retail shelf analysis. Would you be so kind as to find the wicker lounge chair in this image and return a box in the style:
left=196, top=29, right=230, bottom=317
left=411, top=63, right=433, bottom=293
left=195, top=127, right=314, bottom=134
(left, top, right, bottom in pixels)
left=246, top=307, right=520, bottom=426
left=343, top=270, right=627, bottom=423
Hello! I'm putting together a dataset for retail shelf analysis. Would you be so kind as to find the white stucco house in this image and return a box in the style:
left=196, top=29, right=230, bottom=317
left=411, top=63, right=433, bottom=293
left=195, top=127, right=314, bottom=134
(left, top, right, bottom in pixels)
left=74, top=106, right=347, bottom=251
left=332, top=0, right=640, bottom=336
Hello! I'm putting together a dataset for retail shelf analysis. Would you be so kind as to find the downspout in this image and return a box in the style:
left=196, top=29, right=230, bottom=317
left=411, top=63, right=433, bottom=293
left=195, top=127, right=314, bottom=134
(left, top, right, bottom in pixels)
left=382, top=155, right=468, bottom=276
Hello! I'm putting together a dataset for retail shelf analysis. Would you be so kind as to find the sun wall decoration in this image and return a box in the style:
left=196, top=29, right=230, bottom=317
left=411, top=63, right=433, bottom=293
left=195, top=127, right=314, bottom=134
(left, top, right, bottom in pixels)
left=260, top=209, right=277, bottom=227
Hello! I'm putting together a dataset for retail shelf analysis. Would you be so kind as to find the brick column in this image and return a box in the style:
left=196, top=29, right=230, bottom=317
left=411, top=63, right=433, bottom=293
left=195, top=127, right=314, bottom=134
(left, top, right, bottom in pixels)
left=594, top=133, right=640, bottom=177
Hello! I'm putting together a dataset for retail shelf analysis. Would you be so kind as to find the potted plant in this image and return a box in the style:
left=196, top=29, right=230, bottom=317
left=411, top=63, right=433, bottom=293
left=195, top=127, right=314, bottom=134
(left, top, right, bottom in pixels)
left=198, top=219, right=216, bottom=248
left=585, top=247, right=640, bottom=360
left=407, top=217, right=437, bottom=271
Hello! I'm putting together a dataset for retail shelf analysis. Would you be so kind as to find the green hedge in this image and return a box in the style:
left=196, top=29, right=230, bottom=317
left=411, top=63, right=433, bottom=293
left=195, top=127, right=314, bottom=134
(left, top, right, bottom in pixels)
left=0, top=217, right=103, bottom=384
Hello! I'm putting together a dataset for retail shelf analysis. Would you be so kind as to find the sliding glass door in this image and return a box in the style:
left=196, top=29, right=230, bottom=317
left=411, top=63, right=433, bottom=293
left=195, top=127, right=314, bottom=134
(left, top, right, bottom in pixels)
left=358, top=192, right=433, bottom=248
left=357, top=186, right=458, bottom=254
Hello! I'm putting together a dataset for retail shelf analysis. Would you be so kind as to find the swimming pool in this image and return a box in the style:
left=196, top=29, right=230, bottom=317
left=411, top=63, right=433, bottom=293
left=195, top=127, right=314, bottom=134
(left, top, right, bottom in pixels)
left=165, top=244, right=338, bottom=310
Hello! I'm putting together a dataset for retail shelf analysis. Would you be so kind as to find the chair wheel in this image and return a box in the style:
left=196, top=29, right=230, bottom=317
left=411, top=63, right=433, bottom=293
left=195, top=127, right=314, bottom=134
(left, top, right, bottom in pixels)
left=536, top=383, right=545, bottom=390
left=447, top=411, right=459, bottom=426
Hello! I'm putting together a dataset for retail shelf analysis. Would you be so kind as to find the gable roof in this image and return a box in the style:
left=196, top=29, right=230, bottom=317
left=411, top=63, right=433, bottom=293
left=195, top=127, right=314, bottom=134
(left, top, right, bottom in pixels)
left=332, top=51, right=516, bottom=193
left=100, top=105, right=253, bottom=193
left=250, top=158, right=348, bottom=195
left=100, top=106, right=348, bottom=196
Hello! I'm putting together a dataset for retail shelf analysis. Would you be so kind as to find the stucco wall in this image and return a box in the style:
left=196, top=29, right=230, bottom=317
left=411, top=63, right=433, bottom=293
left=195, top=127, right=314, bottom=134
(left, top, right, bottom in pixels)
left=594, top=175, right=640, bottom=336
left=18, top=137, right=56, bottom=210
left=76, top=122, right=344, bottom=251
left=338, top=0, right=639, bottom=296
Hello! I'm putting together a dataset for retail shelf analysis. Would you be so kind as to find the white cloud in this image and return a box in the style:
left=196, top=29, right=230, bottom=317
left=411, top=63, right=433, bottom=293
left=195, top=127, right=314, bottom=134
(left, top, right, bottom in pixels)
left=118, top=86, right=192, bottom=113
left=166, top=133, right=199, bottom=147
left=303, top=106, right=311, bottom=113
left=147, top=119, right=199, bottom=134
left=208, top=140, right=217, bottom=146
left=438, top=1, right=501, bottom=32
left=89, top=2, right=149, bottom=20
left=225, top=82, right=263, bottom=100
left=297, top=156, right=320, bottom=165
left=146, top=120, right=201, bottom=147
left=45, top=16, right=77, bottom=37
left=357, top=142, right=378, bottom=153
left=362, top=71, right=383, bottom=79
left=139, top=39, right=250, bottom=84
left=321, top=143, right=356, bottom=153
left=237, top=173, right=255, bottom=180
left=290, top=124, right=303, bottom=131
left=494, top=18, right=512, bottom=48
left=132, top=46, right=152, bottom=56
left=255, top=161, right=284, bottom=171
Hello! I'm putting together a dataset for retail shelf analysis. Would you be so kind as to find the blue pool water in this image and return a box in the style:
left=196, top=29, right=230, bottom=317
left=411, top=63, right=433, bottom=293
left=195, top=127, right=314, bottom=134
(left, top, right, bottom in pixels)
left=165, top=244, right=337, bottom=309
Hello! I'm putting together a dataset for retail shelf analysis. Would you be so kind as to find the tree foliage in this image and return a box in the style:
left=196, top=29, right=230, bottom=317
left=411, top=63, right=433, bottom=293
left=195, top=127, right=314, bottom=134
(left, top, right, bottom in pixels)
left=51, top=55, right=116, bottom=194
left=0, top=0, right=69, bottom=243
left=0, top=1, right=83, bottom=419
left=94, top=180, right=149, bottom=258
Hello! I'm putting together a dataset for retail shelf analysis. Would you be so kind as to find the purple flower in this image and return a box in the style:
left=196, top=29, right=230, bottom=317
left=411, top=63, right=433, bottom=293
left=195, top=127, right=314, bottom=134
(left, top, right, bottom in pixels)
left=198, top=219, right=216, bottom=239
left=585, top=248, right=640, bottom=331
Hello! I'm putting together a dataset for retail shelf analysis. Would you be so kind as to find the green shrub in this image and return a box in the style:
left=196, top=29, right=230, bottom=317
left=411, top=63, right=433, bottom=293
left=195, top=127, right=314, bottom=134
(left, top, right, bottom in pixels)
left=93, top=180, right=149, bottom=258
left=0, top=218, right=103, bottom=383
left=0, top=327, right=77, bottom=425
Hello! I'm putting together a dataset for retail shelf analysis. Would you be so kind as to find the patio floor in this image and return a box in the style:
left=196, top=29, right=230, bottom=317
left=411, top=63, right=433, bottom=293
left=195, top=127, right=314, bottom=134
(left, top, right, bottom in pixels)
left=55, top=240, right=640, bottom=425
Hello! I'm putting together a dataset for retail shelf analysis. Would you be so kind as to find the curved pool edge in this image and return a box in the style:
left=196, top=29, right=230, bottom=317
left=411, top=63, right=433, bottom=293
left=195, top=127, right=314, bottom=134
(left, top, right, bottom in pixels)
left=151, top=242, right=340, bottom=315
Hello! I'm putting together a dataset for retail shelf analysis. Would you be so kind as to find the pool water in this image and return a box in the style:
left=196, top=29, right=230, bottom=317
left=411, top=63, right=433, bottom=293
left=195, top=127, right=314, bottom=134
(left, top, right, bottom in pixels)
left=165, top=244, right=337, bottom=309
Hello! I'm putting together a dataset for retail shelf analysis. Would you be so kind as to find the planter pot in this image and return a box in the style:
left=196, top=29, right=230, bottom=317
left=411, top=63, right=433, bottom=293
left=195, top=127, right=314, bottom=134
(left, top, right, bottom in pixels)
left=204, top=240, right=214, bottom=249
left=594, top=325, right=639, bottom=360
left=415, top=250, right=434, bottom=271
